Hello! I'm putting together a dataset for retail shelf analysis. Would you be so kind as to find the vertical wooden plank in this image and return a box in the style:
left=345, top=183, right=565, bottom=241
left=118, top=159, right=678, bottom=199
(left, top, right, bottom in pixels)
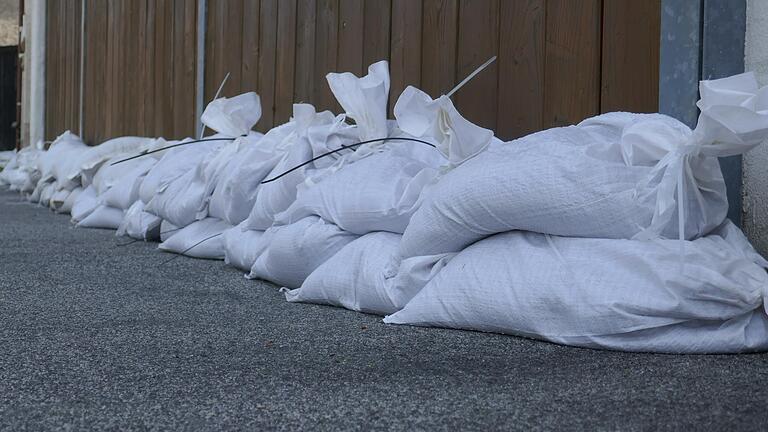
left=454, top=0, right=499, bottom=131
left=601, top=0, right=660, bottom=113
left=274, top=0, right=297, bottom=127
left=144, top=0, right=157, bottom=137
left=362, top=0, right=391, bottom=69
left=543, top=0, right=602, bottom=127
left=204, top=0, right=218, bottom=102
left=135, top=0, right=148, bottom=137
left=496, top=0, right=544, bottom=140
left=294, top=0, right=316, bottom=104
left=224, top=0, right=244, bottom=96
left=338, top=0, right=364, bottom=76
left=314, top=0, right=339, bottom=112
left=389, top=0, right=422, bottom=114
left=420, top=0, right=458, bottom=98
left=172, top=0, right=197, bottom=137
left=258, top=0, right=278, bottom=130
left=104, top=0, right=116, bottom=137
left=241, top=0, right=261, bottom=94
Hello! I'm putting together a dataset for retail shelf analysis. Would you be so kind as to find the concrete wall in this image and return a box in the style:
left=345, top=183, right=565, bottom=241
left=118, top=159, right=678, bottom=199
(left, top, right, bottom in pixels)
left=744, top=0, right=768, bottom=256
left=0, top=0, right=18, bottom=47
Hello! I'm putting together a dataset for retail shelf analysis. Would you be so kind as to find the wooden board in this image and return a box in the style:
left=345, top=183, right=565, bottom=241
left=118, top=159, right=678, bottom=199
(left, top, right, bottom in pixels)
left=47, top=0, right=662, bottom=144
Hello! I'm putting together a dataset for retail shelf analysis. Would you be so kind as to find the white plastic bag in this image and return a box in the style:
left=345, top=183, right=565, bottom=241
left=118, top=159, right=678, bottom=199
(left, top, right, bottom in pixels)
left=158, top=217, right=231, bottom=259
left=99, top=157, right=157, bottom=210
left=248, top=216, right=358, bottom=288
left=222, top=222, right=266, bottom=272
left=76, top=204, right=124, bottom=229
left=200, top=92, right=262, bottom=137
left=71, top=185, right=99, bottom=223
left=59, top=187, right=82, bottom=214
left=64, top=136, right=157, bottom=189
left=277, top=150, right=440, bottom=234
left=385, top=222, right=768, bottom=354
left=285, top=232, right=404, bottom=315
left=326, top=60, right=390, bottom=141
left=397, top=73, right=768, bottom=262
left=140, top=138, right=221, bottom=205
left=243, top=105, right=337, bottom=230
left=117, top=200, right=162, bottom=241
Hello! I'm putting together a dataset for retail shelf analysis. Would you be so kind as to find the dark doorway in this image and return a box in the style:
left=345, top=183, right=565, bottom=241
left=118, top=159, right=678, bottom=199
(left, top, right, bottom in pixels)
left=0, top=46, right=17, bottom=150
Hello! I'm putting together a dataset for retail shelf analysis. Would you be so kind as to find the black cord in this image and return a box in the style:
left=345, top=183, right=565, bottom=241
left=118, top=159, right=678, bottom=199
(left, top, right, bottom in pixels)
left=260, top=137, right=436, bottom=184
left=159, top=232, right=223, bottom=266
left=110, top=137, right=241, bottom=166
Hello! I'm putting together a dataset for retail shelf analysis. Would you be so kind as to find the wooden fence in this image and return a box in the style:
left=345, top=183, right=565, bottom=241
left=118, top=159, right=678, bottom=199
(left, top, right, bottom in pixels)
left=45, top=0, right=660, bottom=144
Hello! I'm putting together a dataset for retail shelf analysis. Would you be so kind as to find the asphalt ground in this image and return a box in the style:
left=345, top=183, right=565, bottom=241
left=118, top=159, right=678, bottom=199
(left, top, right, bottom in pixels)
left=1, top=188, right=767, bottom=431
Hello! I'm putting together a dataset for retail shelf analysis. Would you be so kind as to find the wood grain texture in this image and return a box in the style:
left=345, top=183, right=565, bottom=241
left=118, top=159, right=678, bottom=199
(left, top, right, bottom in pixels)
left=421, top=0, right=458, bottom=98
left=601, top=0, right=660, bottom=113
left=497, top=0, right=545, bottom=139
left=389, top=0, right=422, bottom=115
left=274, top=0, right=297, bottom=126
left=543, top=0, right=602, bottom=128
left=47, top=0, right=661, bottom=144
left=455, top=0, right=499, bottom=131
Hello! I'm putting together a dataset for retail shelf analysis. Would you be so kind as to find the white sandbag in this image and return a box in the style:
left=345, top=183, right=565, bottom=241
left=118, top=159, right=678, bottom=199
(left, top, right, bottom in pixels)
left=201, top=92, right=262, bottom=137
left=243, top=105, right=338, bottom=230
left=117, top=200, right=162, bottom=241
left=207, top=126, right=293, bottom=225
left=99, top=157, right=156, bottom=209
left=397, top=73, right=768, bottom=262
left=394, top=86, right=494, bottom=167
left=248, top=216, right=358, bottom=288
left=76, top=204, right=124, bottom=229
left=222, top=222, right=266, bottom=272
left=145, top=137, right=230, bottom=227
left=326, top=60, right=390, bottom=141
left=71, top=185, right=99, bottom=223
left=39, top=182, right=55, bottom=207
left=385, top=222, right=768, bottom=354
left=140, top=138, right=221, bottom=205
left=49, top=188, right=70, bottom=211
left=158, top=217, right=231, bottom=259
left=66, top=136, right=158, bottom=188
left=37, top=131, right=87, bottom=185
left=277, top=150, right=440, bottom=234
left=59, top=187, right=82, bottom=214
left=160, top=220, right=180, bottom=242
left=285, top=232, right=404, bottom=315
left=196, top=131, right=264, bottom=222
left=3, top=147, right=42, bottom=193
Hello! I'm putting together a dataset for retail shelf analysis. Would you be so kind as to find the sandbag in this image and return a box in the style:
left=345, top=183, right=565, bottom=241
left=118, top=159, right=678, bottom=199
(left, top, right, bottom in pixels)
left=145, top=138, right=229, bottom=227
left=117, top=200, right=162, bottom=241
left=222, top=222, right=266, bottom=272
left=397, top=73, right=768, bottom=262
left=248, top=216, right=358, bottom=288
left=37, top=131, right=87, bottom=186
left=49, top=189, right=71, bottom=212
left=59, top=187, right=82, bottom=214
left=200, top=92, right=262, bottom=137
left=158, top=217, right=231, bottom=259
left=139, top=138, right=221, bottom=205
left=39, top=182, right=55, bottom=207
left=64, top=136, right=157, bottom=189
left=243, top=105, right=340, bottom=230
left=196, top=131, right=264, bottom=223
left=99, top=157, right=157, bottom=210
left=385, top=222, right=768, bottom=354
left=277, top=149, right=440, bottom=234
left=285, top=232, right=404, bottom=315
left=76, top=204, right=124, bottom=229
left=207, top=126, right=292, bottom=225
left=71, top=185, right=99, bottom=223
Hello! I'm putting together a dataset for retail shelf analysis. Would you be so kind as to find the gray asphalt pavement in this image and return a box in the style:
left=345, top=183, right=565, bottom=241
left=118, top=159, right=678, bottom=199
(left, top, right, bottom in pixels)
left=1, top=188, right=767, bottom=431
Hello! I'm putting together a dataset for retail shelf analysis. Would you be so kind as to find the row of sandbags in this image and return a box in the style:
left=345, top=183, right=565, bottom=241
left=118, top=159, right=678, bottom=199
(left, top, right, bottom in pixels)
left=3, top=63, right=768, bottom=354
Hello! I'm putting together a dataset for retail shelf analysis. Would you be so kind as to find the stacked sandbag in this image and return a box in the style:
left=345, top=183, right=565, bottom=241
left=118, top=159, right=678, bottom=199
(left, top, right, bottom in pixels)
left=0, top=146, right=42, bottom=193
left=30, top=131, right=89, bottom=210
left=384, top=222, right=768, bottom=353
